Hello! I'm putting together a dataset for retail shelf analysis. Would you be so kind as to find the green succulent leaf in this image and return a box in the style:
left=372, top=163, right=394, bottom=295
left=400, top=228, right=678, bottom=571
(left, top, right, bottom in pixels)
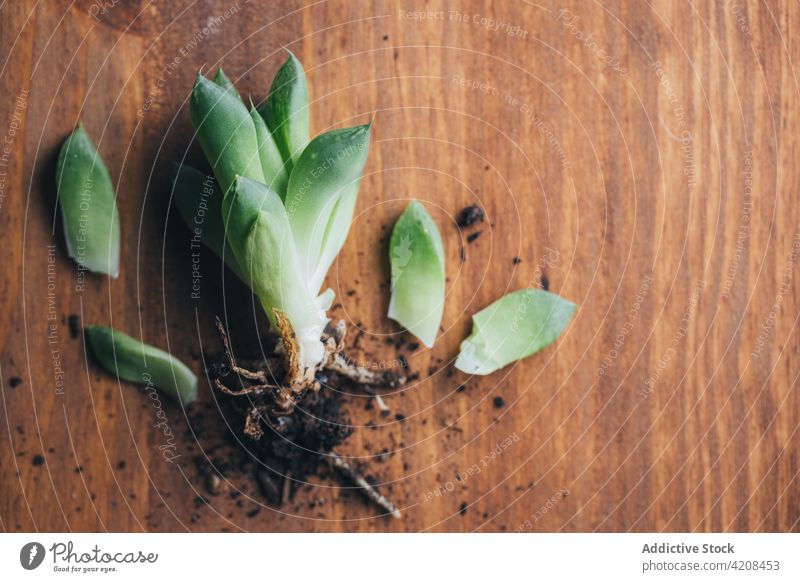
left=168, top=162, right=245, bottom=281
left=259, top=52, right=310, bottom=171
left=86, top=326, right=198, bottom=404
left=250, top=107, right=289, bottom=198
left=455, top=289, right=576, bottom=375
left=55, top=125, right=120, bottom=277
left=284, top=124, right=370, bottom=286
left=212, top=67, right=242, bottom=101
left=387, top=201, right=445, bottom=347
left=190, top=74, right=264, bottom=194
left=308, top=180, right=359, bottom=293
left=224, top=176, right=328, bottom=369
left=246, top=213, right=327, bottom=369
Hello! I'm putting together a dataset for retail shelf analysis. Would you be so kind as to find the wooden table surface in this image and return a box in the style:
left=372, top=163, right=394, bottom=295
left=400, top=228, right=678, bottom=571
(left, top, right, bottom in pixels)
left=1, top=0, right=799, bottom=533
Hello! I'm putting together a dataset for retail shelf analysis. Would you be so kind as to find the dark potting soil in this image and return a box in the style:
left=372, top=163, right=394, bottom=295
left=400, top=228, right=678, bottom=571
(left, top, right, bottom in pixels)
left=466, top=231, right=482, bottom=244
left=68, top=314, right=81, bottom=339
left=189, top=386, right=353, bottom=507
left=457, top=205, right=485, bottom=228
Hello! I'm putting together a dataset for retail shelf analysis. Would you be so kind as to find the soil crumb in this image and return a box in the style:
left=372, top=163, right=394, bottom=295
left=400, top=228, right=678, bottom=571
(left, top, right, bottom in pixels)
left=457, top=205, right=485, bottom=228
left=466, top=231, right=482, bottom=244
left=541, top=273, right=550, bottom=291
left=68, top=315, right=81, bottom=339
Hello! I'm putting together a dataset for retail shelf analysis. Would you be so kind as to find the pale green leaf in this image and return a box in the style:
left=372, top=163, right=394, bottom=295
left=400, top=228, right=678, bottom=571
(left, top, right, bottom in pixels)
left=222, top=177, right=328, bottom=367
left=308, top=180, right=359, bottom=294
left=190, top=74, right=264, bottom=194
left=169, top=162, right=245, bottom=281
left=56, top=125, right=120, bottom=277
left=259, top=51, right=310, bottom=171
left=455, top=289, right=576, bottom=375
left=250, top=106, right=289, bottom=198
left=212, top=67, right=242, bottom=101
left=86, top=326, right=198, bottom=404
left=387, top=201, right=445, bottom=347
left=284, top=124, right=370, bottom=282
left=246, top=212, right=327, bottom=369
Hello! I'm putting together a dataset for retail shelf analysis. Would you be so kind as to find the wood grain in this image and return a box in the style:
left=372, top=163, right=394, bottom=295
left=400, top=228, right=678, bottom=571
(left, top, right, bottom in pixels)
left=1, top=0, right=799, bottom=532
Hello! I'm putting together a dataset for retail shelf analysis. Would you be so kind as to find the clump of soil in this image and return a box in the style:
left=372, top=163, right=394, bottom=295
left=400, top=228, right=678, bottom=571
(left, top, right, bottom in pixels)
left=187, top=379, right=388, bottom=513
left=466, top=231, right=482, bottom=244
left=67, top=314, right=81, bottom=339
left=457, top=205, right=485, bottom=227
left=247, top=387, right=352, bottom=504
left=194, top=320, right=403, bottom=518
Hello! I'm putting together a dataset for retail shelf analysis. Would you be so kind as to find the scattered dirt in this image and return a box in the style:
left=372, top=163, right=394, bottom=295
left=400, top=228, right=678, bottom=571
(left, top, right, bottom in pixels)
left=9, top=377, right=21, bottom=388
left=492, top=396, right=505, bottom=409
left=466, top=231, right=482, bottom=244
left=541, top=272, right=550, bottom=291
left=68, top=314, right=81, bottom=339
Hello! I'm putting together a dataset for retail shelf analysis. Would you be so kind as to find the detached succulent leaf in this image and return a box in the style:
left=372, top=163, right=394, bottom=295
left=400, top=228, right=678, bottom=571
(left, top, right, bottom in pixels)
left=169, top=162, right=245, bottom=281
left=190, top=74, right=264, bottom=194
left=212, top=67, right=242, bottom=101
left=224, top=177, right=328, bottom=369
left=55, top=125, right=120, bottom=277
left=259, top=52, right=310, bottom=171
left=455, top=289, right=576, bottom=375
left=387, top=201, right=445, bottom=347
left=86, top=326, right=198, bottom=404
left=284, top=124, right=370, bottom=284
left=251, top=107, right=289, bottom=198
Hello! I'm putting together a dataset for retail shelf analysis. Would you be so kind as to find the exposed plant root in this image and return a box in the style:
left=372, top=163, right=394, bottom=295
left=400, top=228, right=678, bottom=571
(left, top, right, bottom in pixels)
left=243, top=407, right=264, bottom=439
left=214, top=317, right=271, bottom=383
left=326, top=352, right=405, bottom=387
left=211, top=315, right=405, bottom=517
left=363, top=386, right=390, bottom=412
left=327, top=452, right=402, bottom=519
left=375, top=394, right=390, bottom=412
left=213, top=316, right=306, bottom=414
